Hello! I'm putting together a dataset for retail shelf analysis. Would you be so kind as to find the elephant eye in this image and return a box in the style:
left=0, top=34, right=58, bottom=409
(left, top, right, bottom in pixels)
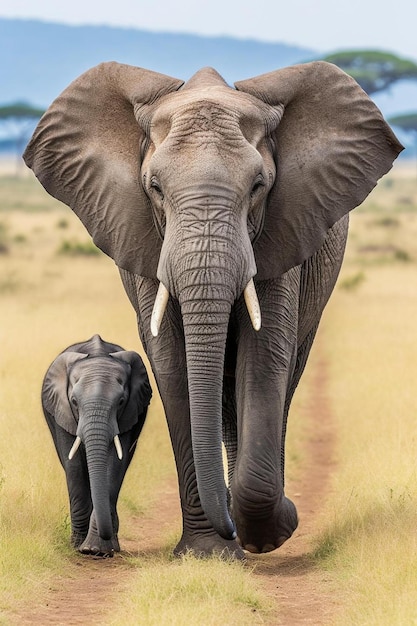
left=150, top=177, right=164, bottom=199
left=71, top=396, right=78, bottom=407
left=250, top=177, right=265, bottom=198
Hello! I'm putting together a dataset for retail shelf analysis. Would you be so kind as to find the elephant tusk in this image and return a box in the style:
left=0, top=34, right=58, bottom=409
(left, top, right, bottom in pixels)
left=151, top=282, right=169, bottom=337
left=244, top=278, right=261, bottom=331
left=114, top=435, right=123, bottom=460
left=68, top=436, right=82, bottom=460
left=129, top=438, right=138, bottom=454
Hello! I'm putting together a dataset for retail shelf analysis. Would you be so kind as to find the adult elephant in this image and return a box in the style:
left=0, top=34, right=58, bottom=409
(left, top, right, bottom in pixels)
left=24, top=61, right=402, bottom=559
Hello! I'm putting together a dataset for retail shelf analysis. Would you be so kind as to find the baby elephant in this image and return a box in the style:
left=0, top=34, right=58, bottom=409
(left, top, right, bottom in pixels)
left=42, top=334, right=152, bottom=557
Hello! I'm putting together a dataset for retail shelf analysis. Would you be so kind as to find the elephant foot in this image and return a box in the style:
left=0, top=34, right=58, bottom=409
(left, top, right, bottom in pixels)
left=174, top=530, right=245, bottom=561
left=71, top=530, right=87, bottom=550
left=234, top=496, right=298, bottom=554
left=78, top=532, right=120, bottom=558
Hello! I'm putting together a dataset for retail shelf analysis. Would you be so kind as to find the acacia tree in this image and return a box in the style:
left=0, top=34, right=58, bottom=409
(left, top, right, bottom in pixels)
left=0, top=102, right=45, bottom=173
left=321, top=50, right=417, bottom=95
left=388, top=113, right=417, bottom=174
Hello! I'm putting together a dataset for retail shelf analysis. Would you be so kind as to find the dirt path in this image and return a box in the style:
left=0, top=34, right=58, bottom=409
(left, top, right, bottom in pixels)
left=249, top=346, right=340, bottom=625
left=8, top=342, right=338, bottom=626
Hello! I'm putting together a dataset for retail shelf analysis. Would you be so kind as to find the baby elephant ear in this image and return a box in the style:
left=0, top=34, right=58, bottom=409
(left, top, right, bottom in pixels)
left=42, top=352, right=88, bottom=435
left=24, top=62, right=184, bottom=278
left=110, top=351, right=152, bottom=433
left=235, top=61, right=404, bottom=279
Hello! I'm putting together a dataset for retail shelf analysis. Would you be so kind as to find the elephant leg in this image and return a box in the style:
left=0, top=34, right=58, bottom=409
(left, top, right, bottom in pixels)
left=60, top=444, right=92, bottom=547
left=43, top=410, right=92, bottom=547
left=231, top=272, right=300, bottom=553
left=119, top=270, right=244, bottom=559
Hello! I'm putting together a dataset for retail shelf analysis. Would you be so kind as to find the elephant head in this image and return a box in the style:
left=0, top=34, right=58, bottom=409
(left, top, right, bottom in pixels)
left=26, top=62, right=402, bottom=541
left=42, top=338, right=151, bottom=542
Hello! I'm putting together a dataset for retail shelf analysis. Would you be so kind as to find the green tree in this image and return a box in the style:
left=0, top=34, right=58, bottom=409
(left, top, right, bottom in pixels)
left=388, top=112, right=417, bottom=134
left=321, top=50, right=417, bottom=95
left=0, top=102, right=45, bottom=173
left=388, top=113, right=417, bottom=173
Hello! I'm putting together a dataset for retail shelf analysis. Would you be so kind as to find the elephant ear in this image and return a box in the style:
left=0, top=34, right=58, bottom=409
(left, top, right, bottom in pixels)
left=110, top=351, right=152, bottom=433
left=42, top=352, right=88, bottom=435
left=24, top=62, right=184, bottom=277
left=235, top=61, right=404, bottom=279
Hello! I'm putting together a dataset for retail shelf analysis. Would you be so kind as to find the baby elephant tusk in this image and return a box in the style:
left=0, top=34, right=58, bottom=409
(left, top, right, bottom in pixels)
left=68, top=436, right=82, bottom=460
left=114, top=435, right=123, bottom=460
left=244, top=278, right=262, bottom=331
left=151, top=282, right=169, bottom=337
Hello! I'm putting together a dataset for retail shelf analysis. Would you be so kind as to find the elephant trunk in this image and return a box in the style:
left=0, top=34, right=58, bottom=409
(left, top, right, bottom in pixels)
left=174, top=243, right=249, bottom=538
left=180, top=293, right=236, bottom=539
left=80, top=404, right=114, bottom=541
left=156, top=201, right=258, bottom=540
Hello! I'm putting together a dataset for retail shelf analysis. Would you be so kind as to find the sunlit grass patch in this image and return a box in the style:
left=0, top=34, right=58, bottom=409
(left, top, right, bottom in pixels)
left=313, top=492, right=417, bottom=626
left=0, top=198, right=173, bottom=608
left=0, top=174, right=65, bottom=212
left=107, top=555, right=272, bottom=626
left=0, top=447, right=72, bottom=607
left=311, top=257, right=417, bottom=624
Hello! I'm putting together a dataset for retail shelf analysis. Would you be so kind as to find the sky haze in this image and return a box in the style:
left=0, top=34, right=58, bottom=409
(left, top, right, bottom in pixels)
left=2, top=0, right=417, bottom=61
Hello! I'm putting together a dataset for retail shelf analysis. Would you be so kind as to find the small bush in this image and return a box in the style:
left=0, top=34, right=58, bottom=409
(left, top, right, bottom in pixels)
left=373, top=216, right=400, bottom=228
left=382, top=177, right=394, bottom=189
left=356, top=244, right=413, bottom=265
left=0, top=221, right=10, bottom=253
left=0, top=271, right=20, bottom=293
left=339, top=272, right=366, bottom=291
left=399, top=196, right=413, bottom=207
left=394, top=248, right=411, bottom=262
left=13, top=233, right=27, bottom=244
left=57, top=239, right=101, bottom=256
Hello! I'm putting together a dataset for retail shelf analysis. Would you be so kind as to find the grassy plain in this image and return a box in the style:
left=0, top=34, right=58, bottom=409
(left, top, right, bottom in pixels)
left=0, top=173, right=173, bottom=606
left=313, top=162, right=417, bottom=625
left=0, top=160, right=417, bottom=624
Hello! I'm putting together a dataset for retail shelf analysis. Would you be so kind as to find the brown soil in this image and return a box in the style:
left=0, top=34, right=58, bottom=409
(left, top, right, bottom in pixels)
left=249, top=346, right=340, bottom=625
left=8, top=343, right=339, bottom=626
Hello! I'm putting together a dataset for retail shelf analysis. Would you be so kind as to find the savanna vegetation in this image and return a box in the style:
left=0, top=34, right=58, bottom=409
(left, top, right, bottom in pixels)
left=0, top=161, right=417, bottom=624
left=320, top=50, right=417, bottom=95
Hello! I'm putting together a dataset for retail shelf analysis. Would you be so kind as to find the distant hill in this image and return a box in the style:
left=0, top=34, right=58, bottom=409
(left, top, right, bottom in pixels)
left=1, top=18, right=315, bottom=107
left=1, top=18, right=415, bottom=157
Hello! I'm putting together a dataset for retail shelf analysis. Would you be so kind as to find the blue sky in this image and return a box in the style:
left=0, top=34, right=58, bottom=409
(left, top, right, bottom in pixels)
left=2, top=0, right=417, bottom=60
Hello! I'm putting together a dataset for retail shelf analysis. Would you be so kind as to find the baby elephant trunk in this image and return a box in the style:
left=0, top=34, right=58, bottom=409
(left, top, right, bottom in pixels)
left=81, top=410, right=116, bottom=541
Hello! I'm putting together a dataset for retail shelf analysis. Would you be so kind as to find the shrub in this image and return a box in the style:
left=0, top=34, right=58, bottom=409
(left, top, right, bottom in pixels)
left=0, top=221, right=9, bottom=254
left=339, top=272, right=366, bottom=291
left=57, top=239, right=101, bottom=256
left=373, top=216, right=400, bottom=228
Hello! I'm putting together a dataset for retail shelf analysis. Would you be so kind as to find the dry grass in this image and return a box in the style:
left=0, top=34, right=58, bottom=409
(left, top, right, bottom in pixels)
left=106, top=556, right=271, bottom=626
left=0, top=175, right=175, bottom=610
left=312, top=176, right=417, bottom=624
left=1, top=161, right=417, bottom=623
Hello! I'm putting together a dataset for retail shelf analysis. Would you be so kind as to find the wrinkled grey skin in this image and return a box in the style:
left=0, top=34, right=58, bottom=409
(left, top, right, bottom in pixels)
left=42, top=334, right=152, bottom=557
left=25, top=62, right=403, bottom=559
